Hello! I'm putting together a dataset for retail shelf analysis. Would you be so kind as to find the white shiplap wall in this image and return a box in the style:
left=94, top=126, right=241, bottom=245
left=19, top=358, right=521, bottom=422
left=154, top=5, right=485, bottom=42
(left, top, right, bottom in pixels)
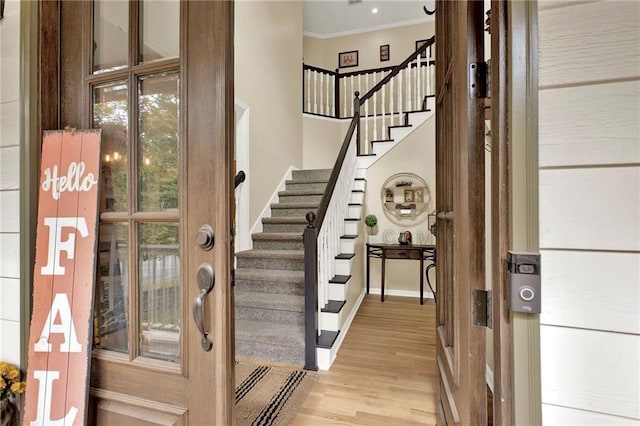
left=538, top=1, right=640, bottom=424
left=0, top=0, right=22, bottom=367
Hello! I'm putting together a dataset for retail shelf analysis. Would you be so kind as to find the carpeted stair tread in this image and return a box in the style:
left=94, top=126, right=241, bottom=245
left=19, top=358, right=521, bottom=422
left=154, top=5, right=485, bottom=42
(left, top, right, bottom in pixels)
left=252, top=232, right=303, bottom=241
left=235, top=268, right=304, bottom=283
left=236, top=292, right=304, bottom=312
left=236, top=249, right=304, bottom=260
left=278, top=189, right=325, bottom=196
left=236, top=319, right=304, bottom=347
left=262, top=217, right=308, bottom=224
left=271, top=202, right=320, bottom=209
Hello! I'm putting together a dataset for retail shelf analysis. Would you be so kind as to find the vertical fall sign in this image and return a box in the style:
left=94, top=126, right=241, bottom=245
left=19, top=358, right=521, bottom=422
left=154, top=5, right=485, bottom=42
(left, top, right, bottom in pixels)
left=24, top=130, right=101, bottom=426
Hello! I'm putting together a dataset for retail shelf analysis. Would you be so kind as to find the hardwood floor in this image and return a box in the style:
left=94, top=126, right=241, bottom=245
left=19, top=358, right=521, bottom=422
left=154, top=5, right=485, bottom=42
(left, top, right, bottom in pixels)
left=294, top=295, right=437, bottom=425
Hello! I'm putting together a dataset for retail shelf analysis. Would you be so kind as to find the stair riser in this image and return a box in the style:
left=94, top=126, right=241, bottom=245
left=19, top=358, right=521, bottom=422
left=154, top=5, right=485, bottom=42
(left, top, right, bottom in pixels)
left=235, top=279, right=304, bottom=296
left=237, top=256, right=304, bottom=271
left=353, top=179, right=366, bottom=191
left=329, top=281, right=349, bottom=300
left=334, top=258, right=353, bottom=276
left=344, top=221, right=359, bottom=235
left=236, top=306, right=304, bottom=325
left=340, top=239, right=355, bottom=254
left=262, top=223, right=308, bottom=233
left=292, top=169, right=332, bottom=181
left=236, top=340, right=304, bottom=366
left=272, top=207, right=317, bottom=218
left=252, top=239, right=304, bottom=251
left=348, top=205, right=362, bottom=218
left=279, top=194, right=324, bottom=204
left=285, top=182, right=328, bottom=192
left=351, top=192, right=365, bottom=204
left=320, top=311, right=343, bottom=332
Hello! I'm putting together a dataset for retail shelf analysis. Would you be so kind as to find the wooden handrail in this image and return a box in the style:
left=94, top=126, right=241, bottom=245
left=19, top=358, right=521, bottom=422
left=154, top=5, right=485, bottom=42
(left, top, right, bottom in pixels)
left=314, top=107, right=359, bottom=228
left=360, top=35, right=435, bottom=103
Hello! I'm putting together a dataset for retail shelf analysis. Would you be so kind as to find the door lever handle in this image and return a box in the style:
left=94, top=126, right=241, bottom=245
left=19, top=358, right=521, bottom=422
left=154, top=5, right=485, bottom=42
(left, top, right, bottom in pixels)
left=192, top=263, right=215, bottom=351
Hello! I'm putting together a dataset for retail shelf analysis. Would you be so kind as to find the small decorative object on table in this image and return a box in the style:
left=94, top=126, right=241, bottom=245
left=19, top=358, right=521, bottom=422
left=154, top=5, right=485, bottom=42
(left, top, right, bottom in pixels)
left=398, top=230, right=412, bottom=245
left=365, top=214, right=378, bottom=242
left=0, top=362, right=25, bottom=426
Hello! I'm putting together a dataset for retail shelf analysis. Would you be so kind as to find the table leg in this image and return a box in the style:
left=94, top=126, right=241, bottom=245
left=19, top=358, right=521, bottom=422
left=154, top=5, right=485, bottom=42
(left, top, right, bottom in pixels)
left=381, top=252, right=386, bottom=302
left=366, top=247, right=370, bottom=294
left=420, top=256, right=424, bottom=305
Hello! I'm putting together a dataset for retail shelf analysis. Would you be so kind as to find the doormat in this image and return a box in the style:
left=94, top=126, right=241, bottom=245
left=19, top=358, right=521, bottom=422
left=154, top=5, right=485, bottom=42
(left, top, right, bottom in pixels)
left=235, top=361, right=317, bottom=426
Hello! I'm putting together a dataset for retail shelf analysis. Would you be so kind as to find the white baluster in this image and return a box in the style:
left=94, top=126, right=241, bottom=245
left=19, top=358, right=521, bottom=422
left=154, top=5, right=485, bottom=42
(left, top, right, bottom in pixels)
left=389, top=76, right=394, bottom=129
left=319, top=73, right=324, bottom=115
left=306, top=70, right=311, bottom=113
left=331, top=74, right=335, bottom=117
left=313, top=71, right=318, bottom=114
left=326, top=73, right=330, bottom=116
left=381, top=72, right=386, bottom=141
left=416, top=58, right=422, bottom=110
left=398, top=71, right=403, bottom=126
left=344, top=76, right=349, bottom=117
left=405, top=67, right=411, bottom=112
left=373, top=72, right=378, bottom=141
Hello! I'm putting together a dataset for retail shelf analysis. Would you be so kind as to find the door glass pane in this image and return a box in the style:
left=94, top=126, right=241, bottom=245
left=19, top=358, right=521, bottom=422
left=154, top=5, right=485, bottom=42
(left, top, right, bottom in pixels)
left=138, top=73, right=179, bottom=212
left=138, top=223, right=180, bottom=362
left=93, top=81, right=129, bottom=212
left=93, top=0, right=129, bottom=73
left=139, top=0, right=179, bottom=63
left=95, top=223, right=130, bottom=353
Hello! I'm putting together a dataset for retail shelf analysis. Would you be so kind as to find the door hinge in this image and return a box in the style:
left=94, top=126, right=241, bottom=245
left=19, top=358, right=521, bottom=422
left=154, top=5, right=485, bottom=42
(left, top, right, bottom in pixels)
left=469, top=60, right=491, bottom=99
left=472, top=289, right=492, bottom=328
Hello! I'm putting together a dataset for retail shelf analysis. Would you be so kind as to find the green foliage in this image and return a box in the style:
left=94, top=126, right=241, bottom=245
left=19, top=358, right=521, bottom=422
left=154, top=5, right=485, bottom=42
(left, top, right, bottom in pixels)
left=365, top=214, right=378, bottom=228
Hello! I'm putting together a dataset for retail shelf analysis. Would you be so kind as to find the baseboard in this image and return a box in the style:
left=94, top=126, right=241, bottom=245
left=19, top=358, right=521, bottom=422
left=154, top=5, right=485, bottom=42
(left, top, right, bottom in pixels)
left=367, top=288, right=435, bottom=300
left=248, top=166, right=297, bottom=242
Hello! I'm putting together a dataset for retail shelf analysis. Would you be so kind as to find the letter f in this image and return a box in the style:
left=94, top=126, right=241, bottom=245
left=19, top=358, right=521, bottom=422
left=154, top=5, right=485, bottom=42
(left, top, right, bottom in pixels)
left=41, top=217, right=89, bottom=276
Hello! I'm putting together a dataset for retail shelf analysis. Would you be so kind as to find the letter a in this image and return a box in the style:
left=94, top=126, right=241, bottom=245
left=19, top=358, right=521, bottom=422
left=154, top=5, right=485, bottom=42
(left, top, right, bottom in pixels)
left=41, top=217, right=89, bottom=276
left=34, top=293, right=81, bottom=353
left=30, top=370, right=78, bottom=426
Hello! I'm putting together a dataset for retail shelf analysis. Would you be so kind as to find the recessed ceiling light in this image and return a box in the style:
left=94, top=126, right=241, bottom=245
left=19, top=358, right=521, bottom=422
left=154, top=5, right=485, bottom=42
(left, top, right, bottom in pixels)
left=371, top=7, right=379, bottom=14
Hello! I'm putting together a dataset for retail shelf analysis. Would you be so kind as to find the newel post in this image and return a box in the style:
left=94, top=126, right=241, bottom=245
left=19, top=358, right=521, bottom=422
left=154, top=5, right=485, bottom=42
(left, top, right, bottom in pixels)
left=354, top=91, right=361, bottom=155
left=303, top=211, right=318, bottom=371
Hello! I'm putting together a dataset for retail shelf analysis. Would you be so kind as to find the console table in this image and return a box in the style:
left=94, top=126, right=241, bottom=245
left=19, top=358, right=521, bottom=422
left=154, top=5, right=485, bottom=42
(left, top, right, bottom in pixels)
left=366, top=243, right=436, bottom=304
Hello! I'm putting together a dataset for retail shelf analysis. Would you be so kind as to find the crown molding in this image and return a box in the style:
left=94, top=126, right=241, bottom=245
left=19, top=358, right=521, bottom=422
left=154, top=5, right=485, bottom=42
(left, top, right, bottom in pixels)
left=304, top=17, right=432, bottom=40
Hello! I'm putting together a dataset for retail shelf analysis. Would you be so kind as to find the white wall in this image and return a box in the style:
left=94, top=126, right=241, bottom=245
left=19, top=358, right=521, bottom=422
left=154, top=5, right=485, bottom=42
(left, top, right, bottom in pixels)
left=364, top=116, right=436, bottom=296
left=235, top=1, right=304, bottom=225
left=304, top=21, right=434, bottom=72
left=538, top=1, right=640, bottom=423
left=0, top=0, right=22, bottom=367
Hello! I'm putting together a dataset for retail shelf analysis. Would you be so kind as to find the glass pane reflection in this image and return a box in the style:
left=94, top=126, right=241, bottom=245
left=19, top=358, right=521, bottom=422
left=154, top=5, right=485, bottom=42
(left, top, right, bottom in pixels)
left=138, top=73, right=179, bottom=212
left=139, top=0, right=179, bottom=63
left=93, top=0, right=129, bottom=73
left=93, top=81, right=129, bottom=212
left=138, top=223, right=180, bottom=362
left=95, top=223, right=129, bottom=354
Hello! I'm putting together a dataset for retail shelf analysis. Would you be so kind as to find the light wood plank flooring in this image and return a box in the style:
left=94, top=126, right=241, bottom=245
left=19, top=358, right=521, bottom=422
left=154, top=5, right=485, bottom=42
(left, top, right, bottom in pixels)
left=294, top=295, right=437, bottom=425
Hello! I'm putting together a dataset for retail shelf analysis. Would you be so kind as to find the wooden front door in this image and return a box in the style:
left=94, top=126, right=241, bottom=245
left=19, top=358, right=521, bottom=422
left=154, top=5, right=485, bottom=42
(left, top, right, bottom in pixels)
left=40, top=1, right=235, bottom=424
left=434, top=0, right=487, bottom=424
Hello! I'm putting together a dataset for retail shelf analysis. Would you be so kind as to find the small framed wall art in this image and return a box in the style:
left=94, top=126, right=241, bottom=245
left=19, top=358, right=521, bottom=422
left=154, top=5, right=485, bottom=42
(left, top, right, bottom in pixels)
left=380, top=44, right=390, bottom=62
left=338, top=50, right=359, bottom=68
left=415, top=39, right=429, bottom=58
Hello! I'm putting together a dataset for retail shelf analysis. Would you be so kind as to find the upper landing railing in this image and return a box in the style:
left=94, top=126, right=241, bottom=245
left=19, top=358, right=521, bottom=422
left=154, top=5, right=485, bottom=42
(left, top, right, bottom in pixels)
left=303, top=38, right=435, bottom=154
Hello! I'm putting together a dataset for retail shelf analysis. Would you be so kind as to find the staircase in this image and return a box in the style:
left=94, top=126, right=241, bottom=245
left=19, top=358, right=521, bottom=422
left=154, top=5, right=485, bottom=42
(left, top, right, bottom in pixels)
left=235, top=168, right=332, bottom=366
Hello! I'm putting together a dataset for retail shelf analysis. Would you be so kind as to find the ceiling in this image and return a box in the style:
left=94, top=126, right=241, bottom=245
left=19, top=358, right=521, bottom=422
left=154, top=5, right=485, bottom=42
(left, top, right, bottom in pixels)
left=303, top=0, right=435, bottom=38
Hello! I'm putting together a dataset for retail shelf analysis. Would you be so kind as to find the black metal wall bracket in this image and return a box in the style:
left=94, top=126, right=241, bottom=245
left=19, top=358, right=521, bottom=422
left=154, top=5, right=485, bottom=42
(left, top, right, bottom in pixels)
left=1, top=0, right=5, bottom=21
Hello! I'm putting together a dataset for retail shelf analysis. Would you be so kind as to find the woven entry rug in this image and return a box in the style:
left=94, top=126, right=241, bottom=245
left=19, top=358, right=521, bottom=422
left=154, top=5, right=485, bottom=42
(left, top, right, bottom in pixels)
left=235, top=362, right=317, bottom=426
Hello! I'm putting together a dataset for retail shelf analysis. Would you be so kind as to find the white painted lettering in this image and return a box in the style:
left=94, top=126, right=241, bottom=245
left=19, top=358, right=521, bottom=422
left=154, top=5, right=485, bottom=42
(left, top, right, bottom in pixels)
left=30, top=370, right=79, bottom=426
left=41, top=217, right=89, bottom=276
left=34, top=293, right=81, bottom=353
left=41, top=162, right=98, bottom=201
